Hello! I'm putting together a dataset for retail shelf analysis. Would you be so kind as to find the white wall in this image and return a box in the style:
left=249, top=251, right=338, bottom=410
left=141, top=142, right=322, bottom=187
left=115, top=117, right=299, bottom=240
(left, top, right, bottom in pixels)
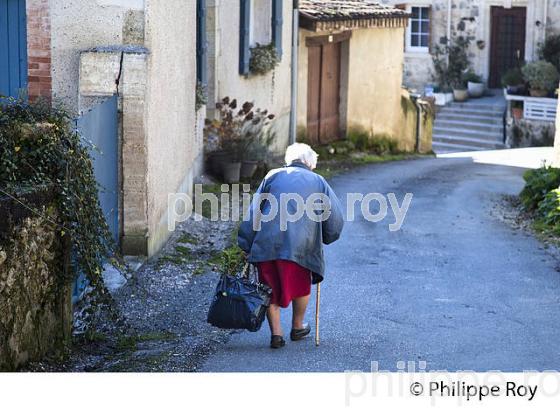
left=208, top=0, right=293, bottom=154
left=50, top=0, right=145, bottom=112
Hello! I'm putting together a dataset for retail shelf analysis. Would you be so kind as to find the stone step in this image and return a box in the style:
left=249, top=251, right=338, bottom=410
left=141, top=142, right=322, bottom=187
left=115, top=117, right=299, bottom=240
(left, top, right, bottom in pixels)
left=436, top=113, right=503, bottom=125
left=433, top=134, right=505, bottom=149
left=434, top=119, right=503, bottom=133
left=433, top=125, right=503, bottom=140
left=432, top=141, right=490, bottom=153
left=440, top=107, right=505, bottom=118
left=448, top=102, right=505, bottom=112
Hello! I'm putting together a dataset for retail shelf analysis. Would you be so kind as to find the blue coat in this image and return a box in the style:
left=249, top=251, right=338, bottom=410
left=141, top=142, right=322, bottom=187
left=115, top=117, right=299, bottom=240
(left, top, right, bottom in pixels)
left=238, top=162, right=344, bottom=283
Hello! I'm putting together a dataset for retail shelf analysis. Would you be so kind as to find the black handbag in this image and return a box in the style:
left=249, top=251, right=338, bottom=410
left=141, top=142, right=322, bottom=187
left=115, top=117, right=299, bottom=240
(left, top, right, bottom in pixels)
left=207, top=263, right=272, bottom=332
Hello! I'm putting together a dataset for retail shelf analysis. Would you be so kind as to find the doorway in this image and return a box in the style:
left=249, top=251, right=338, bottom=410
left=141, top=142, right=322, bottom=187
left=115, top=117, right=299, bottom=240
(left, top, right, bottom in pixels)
left=307, top=33, right=349, bottom=144
left=489, top=6, right=526, bottom=88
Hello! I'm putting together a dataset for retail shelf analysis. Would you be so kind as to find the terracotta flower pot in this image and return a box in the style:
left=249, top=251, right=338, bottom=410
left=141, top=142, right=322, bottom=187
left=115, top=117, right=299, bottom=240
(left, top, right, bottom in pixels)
left=529, top=88, right=548, bottom=98
left=453, top=89, right=469, bottom=102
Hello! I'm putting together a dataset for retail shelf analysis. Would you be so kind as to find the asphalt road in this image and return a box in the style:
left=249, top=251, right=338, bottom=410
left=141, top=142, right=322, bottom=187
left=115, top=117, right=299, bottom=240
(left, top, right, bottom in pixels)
left=201, top=154, right=560, bottom=372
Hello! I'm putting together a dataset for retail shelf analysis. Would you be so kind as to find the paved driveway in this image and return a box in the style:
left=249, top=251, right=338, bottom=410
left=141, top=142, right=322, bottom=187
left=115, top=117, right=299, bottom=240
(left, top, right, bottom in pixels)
left=201, top=152, right=560, bottom=372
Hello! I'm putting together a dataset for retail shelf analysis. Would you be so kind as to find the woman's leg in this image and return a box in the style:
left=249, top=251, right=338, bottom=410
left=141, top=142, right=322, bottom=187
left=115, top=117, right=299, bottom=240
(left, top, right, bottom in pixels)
left=266, top=304, right=283, bottom=336
left=291, top=295, right=310, bottom=330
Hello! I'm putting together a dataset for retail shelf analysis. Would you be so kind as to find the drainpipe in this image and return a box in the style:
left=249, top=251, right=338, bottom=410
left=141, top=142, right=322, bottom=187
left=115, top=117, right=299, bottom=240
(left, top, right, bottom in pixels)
left=289, top=0, right=299, bottom=145
left=410, top=93, right=422, bottom=153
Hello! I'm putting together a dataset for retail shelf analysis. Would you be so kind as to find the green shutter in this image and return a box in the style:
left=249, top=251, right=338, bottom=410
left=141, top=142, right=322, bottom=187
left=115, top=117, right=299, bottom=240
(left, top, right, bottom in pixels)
left=196, top=0, right=208, bottom=85
left=272, top=0, right=283, bottom=59
left=239, top=0, right=251, bottom=75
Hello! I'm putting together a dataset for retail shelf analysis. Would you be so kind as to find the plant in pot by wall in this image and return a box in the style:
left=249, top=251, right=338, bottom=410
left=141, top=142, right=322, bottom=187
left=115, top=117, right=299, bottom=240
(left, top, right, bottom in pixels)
left=521, top=61, right=559, bottom=97
left=204, top=97, right=275, bottom=183
left=501, top=67, right=526, bottom=95
left=448, top=36, right=471, bottom=102
left=463, top=70, right=485, bottom=98
left=249, top=43, right=279, bottom=76
left=431, top=43, right=453, bottom=105
left=432, top=36, right=471, bottom=103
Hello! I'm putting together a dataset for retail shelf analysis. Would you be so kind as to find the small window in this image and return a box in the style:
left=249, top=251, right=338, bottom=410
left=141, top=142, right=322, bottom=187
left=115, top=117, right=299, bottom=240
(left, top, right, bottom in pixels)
left=407, top=6, right=430, bottom=52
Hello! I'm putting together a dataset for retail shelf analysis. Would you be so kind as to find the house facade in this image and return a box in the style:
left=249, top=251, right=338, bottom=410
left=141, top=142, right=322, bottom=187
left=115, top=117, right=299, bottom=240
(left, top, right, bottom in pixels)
left=202, top=0, right=294, bottom=154
left=1, top=0, right=201, bottom=257
left=381, top=0, right=560, bottom=91
left=296, top=0, right=433, bottom=152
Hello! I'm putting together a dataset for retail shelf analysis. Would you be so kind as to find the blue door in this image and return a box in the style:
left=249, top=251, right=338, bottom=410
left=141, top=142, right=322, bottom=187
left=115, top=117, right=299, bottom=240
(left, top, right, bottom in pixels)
left=73, top=96, right=119, bottom=302
left=0, top=0, right=27, bottom=98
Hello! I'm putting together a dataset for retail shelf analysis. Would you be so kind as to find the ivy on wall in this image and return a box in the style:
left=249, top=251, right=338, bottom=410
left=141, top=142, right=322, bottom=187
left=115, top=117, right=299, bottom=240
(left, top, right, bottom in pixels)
left=0, top=98, right=113, bottom=297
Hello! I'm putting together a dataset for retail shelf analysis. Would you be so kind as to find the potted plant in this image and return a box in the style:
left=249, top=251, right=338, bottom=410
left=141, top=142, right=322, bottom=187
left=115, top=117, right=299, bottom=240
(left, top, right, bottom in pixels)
left=463, top=70, right=485, bottom=98
left=204, top=97, right=275, bottom=183
left=431, top=44, right=453, bottom=106
left=433, top=36, right=471, bottom=103
left=511, top=101, right=523, bottom=120
left=501, top=67, right=525, bottom=95
left=521, top=61, right=559, bottom=97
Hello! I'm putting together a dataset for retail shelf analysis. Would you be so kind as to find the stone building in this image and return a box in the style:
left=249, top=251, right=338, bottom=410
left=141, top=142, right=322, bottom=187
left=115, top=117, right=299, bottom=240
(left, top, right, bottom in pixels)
left=297, top=0, right=433, bottom=152
left=381, top=0, right=560, bottom=91
left=1, top=0, right=201, bottom=257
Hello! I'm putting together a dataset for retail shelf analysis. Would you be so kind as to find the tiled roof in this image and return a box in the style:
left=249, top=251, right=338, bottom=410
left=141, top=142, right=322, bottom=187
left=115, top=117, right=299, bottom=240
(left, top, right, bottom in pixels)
left=299, top=0, right=409, bottom=22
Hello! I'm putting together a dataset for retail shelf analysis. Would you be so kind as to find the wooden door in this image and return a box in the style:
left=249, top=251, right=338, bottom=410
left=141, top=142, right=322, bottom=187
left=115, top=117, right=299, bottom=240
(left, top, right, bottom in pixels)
left=489, top=6, right=526, bottom=88
left=319, top=42, right=341, bottom=143
left=307, top=40, right=342, bottom=144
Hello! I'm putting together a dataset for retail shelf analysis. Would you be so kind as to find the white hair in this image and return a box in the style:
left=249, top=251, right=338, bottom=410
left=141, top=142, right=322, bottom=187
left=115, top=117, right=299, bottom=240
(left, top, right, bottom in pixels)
left=284, top=143, right=319, bottom=170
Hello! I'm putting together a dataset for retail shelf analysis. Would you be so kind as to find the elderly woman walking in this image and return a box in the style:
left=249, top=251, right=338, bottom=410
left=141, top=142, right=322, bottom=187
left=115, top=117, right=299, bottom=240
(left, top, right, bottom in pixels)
left=238, top=143, right=344, bottom=348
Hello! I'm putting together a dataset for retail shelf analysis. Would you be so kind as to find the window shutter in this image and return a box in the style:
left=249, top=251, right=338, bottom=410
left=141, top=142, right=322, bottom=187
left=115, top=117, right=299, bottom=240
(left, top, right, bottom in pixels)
left=239, top=0, right=251, bottom=75
left=272, top=0, right=283, bottom=59
left=196, top=0, right=208, bottom=85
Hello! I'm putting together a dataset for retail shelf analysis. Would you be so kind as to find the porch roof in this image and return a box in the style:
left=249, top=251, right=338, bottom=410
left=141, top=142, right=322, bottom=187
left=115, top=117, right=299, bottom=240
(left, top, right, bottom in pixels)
left=299, top=0, right=409, bottom=31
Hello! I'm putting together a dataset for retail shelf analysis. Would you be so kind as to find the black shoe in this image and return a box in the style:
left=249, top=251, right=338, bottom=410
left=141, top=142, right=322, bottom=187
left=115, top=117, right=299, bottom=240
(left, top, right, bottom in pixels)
left=290, top=323, right=311, bottom=341
left=270, top=335, right=286, bottom=349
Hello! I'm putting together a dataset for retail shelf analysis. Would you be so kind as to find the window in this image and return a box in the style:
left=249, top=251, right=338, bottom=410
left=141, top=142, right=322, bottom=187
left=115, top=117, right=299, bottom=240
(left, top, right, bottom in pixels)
left=406, top=6, right=430, bottom=53
left=239, top=0, right=283, bottom=75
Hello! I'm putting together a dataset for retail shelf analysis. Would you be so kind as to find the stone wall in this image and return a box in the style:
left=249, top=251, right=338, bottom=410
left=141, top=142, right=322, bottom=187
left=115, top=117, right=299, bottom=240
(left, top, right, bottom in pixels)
left=507, top=118, right=555, bottom=148
left=0, top=191, right=72, bottom=371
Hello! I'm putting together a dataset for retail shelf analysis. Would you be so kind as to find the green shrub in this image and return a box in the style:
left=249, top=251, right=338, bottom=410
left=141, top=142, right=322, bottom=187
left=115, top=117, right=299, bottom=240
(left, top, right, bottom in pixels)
left=501, top=67, right=524, bottom=87
left=522, top=61, right=559, bottom=93
left=347, top=128, right=370, bottom=151
left=520, top=166, right=560, bottom=210
left=538, top=34, right=560, bottom=73
left=220, top=245, right=246, bottom=276
left=537, top=188, right=560, bottom=232
left=368, top=134, right=399, bottom=155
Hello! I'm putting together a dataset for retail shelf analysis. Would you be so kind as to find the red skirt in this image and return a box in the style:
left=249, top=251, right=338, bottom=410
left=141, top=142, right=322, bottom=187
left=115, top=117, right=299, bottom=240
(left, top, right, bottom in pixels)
left=257, top=260, right=312, bottom=308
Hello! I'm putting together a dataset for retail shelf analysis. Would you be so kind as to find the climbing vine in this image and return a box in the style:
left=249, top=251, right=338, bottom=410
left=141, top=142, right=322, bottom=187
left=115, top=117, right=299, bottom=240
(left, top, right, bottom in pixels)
left=0, top=97, right=113, bottom=296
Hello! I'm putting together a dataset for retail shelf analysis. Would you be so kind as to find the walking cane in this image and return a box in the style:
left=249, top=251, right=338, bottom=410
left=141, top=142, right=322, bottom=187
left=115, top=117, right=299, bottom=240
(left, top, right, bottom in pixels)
left=315, top=282, right=321, bottom=347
